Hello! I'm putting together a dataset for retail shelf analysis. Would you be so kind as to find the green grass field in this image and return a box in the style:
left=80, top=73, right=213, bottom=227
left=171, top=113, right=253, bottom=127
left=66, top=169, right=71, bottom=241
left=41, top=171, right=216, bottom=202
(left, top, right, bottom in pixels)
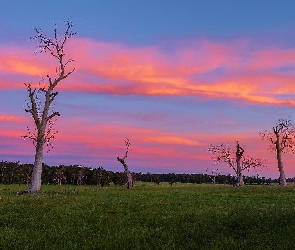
left=0, top=183, right=294, bottom=250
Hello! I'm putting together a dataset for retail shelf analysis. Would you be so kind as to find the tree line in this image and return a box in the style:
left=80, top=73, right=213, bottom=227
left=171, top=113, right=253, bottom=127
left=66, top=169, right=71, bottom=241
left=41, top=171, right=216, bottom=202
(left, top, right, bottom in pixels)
left=1, top=161, right=287, bottom=187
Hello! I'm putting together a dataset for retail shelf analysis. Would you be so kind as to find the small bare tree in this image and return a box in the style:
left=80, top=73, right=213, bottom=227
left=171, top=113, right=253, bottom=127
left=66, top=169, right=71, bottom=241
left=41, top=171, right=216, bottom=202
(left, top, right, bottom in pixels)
left=117, top=138, right=133, bottom=189
left=205, top=168, right=220, bottom=185
left=23, top=20, right=76, bottom=193
left=208, top=141, right=266, bottom=186
left=261, top=118, right=295, bottom=186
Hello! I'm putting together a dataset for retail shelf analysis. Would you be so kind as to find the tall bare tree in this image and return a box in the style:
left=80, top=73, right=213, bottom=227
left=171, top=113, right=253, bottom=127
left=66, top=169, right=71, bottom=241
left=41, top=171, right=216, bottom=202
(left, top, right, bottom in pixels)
left=261, top=118, right=295, bottom=186
left=208, top=141, right=266, bottom=186
left=23, top=20, right=75, bottom=193
left=117, top=138, right=133, bottom=189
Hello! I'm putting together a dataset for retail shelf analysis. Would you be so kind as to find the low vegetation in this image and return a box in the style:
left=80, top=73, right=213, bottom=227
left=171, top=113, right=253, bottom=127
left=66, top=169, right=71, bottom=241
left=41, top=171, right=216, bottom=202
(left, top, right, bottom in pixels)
left=0, top=183, right=295, bottom=249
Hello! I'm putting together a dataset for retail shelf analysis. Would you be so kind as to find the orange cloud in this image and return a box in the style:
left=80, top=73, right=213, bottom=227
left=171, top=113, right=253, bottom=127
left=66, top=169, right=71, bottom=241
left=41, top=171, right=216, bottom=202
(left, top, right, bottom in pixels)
left=2, top=37, right=295, bottom=107
left=0, top=114, right=28, bottom=122
left=0, top=45, right=54, bottom=77
left=140, top=135, right=200, bottom=146
left=57, top=121, right=201, bottom=148
left=65, top=38, right=295, bottom=106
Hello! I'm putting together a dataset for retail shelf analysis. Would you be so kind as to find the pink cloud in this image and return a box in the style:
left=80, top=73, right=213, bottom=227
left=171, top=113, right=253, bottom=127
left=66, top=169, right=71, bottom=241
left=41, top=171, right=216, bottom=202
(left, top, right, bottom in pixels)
left=65, top=37, right=295, bottom=106
left=54, top=123, right=295, bottom=177
left=239, top=48, right=295, bottom=72
left=0, top=114, right=28, bottom=122
left=0, top=45, right=56, bottom=77
left=1, top=112, right=295, bottom=178
left=1, top=37, right=295, bottom=106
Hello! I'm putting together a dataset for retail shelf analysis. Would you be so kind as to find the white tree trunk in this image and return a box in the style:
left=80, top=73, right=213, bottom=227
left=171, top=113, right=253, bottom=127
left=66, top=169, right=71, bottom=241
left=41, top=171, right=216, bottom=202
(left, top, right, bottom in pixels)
left=236, top=160, right=245, bottom=186
left=29, top=140, right=44, bottom=193
left=117, top=156, right=133, bottom=189
left=275, top=133, right=287, bottom=186
left=126, top=170, right=133, bottom=189
left=276, top=143, right=287, bottom=186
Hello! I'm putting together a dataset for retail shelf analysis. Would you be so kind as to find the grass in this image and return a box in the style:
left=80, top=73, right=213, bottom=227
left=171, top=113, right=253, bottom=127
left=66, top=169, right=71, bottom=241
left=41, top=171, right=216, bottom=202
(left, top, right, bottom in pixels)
left=0, top=183, right=295, bottom=249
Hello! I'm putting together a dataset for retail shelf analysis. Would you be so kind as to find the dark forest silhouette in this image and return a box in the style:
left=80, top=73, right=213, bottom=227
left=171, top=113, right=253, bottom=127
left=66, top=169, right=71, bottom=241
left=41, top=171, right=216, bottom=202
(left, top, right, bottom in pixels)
left=0, top=161, right=284, bottom=187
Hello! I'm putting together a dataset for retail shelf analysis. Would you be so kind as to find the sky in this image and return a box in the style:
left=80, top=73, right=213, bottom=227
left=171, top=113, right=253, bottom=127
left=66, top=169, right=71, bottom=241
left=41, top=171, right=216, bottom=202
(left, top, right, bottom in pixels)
left=1, top=1, right=295, bottom=178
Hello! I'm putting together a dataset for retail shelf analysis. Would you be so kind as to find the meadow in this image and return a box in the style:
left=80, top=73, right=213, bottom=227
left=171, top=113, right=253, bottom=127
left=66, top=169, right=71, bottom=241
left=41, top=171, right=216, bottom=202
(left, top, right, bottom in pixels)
left=0, top=183, right=294, bottom=250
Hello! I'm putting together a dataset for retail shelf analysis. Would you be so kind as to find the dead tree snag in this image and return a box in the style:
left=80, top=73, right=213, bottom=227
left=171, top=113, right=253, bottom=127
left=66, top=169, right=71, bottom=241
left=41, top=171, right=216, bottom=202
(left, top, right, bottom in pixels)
left=117, top=138, right=133, bottom=189
left=261, top=118, right=295, bottom=186
left=23, top=20, right=75, bottom=193
left=208, top=141, right=266, bottom=186
left=205, top=168, right=220, bottom=185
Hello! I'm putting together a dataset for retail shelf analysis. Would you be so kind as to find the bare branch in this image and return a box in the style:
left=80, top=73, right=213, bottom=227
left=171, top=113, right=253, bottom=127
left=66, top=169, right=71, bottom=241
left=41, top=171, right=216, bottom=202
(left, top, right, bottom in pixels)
left=47, top=111, right=60, bottom=121
left=24, top=83, right=41, bottom=128
left=124, top=138, right=131, bottom=159
left=22, top=126, right=38, bottom=146
left=208, top=144, right=236, bottom=172
left=241, top=156, right=267, bottom=171
left=262, top=118, right=295, bottom=153
left=31, top=19, right=75, bottom=87
left=208, top=142, right=266, bottom=186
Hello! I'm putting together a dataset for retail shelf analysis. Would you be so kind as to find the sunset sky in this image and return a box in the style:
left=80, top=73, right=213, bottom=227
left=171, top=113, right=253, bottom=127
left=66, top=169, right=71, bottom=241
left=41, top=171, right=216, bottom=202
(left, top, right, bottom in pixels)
left=1, top=1, right=295, bottom=178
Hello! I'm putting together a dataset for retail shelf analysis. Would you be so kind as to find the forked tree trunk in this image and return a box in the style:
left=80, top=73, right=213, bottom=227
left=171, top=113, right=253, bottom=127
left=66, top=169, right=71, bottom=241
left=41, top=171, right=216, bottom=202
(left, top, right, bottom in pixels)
left=275, top=134, right=287, bottom=186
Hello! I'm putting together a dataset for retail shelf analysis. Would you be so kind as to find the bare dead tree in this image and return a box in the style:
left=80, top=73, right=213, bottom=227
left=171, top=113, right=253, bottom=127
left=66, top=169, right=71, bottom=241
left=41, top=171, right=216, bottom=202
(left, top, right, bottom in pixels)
left=23, top=20, right=75, bottom=193
left=205, top=168, right=220, bottom=185
left=117, top=138, right=133, bottom=189
left=208, top=141, right=266, bottom=186
left=260, top=118, right=295, bottom=186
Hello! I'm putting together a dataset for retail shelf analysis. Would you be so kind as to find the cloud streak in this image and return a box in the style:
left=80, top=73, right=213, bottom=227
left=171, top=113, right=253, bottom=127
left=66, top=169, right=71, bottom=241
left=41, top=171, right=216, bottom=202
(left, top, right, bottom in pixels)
left=0, top=114, right=28, bottom=122
left=1, top=37, right=295, bottom=107
left=1, top=111, right=295, bottom=177
left=0, top=41, right=293, bottom=112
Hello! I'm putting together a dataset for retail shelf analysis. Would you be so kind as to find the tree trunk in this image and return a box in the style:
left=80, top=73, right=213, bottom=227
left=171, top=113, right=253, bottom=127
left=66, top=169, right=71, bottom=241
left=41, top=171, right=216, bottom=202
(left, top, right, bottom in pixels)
left=236, top=160, right=245, bottom=186
left=29, top=139, right=44, bottom=193
left=117, top=157, right=133, bottom=189
left=126, top=170, right=133, bottom=189
left=235, top=142, right=245, bottom=187
left=29, top=88, right=51, bottom=193
left=275, top=136, right=287, bottom=186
